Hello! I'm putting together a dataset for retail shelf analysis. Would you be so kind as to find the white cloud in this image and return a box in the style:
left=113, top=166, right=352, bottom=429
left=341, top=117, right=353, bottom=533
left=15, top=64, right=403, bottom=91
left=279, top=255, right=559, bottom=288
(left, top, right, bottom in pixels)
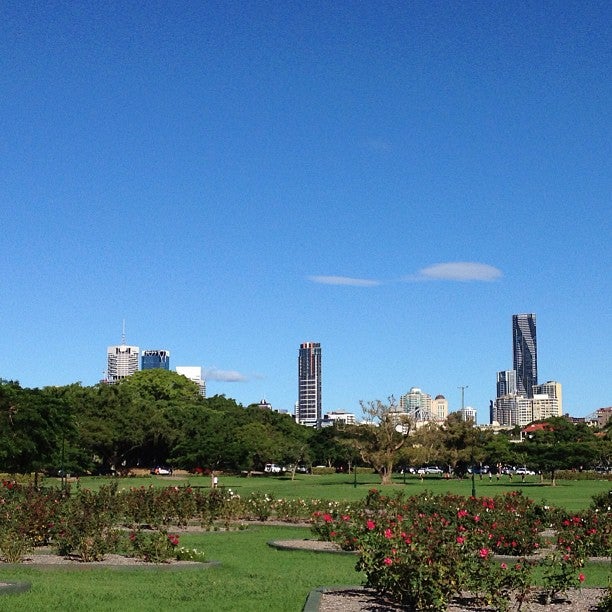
left=308, top=275, right=381, bottom=287
left=204, top=368, right=249, bottom=382
left=410, top=262, right=502, bottom=282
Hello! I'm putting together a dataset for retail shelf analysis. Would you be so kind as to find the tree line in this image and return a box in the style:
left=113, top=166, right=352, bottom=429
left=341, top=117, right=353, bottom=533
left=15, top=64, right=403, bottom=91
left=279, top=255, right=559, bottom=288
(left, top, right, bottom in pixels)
left=0, top=373, right=610, bottom=480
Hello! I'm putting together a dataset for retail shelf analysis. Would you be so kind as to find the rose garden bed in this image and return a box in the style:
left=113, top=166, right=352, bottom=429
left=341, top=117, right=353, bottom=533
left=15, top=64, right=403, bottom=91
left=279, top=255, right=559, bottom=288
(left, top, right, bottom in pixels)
left=0, top=480, right=609, bottom=610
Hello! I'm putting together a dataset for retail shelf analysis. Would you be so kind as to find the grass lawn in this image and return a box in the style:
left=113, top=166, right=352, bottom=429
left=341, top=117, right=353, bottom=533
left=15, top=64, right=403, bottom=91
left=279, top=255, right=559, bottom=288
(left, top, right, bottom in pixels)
left=0, top=526, right=359, bottom=611
left=67, top=472, right=611, bottom=512
left=1, top=524, right=609, bottom=611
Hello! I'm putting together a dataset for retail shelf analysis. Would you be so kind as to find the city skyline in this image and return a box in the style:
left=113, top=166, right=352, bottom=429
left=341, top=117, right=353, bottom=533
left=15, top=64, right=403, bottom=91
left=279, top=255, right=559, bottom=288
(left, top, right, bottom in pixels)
left=1, top=3, right=609, bottom=423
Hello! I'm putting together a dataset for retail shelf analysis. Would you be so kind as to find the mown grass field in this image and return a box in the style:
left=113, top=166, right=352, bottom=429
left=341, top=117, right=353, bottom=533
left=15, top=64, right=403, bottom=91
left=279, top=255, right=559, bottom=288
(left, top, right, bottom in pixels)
left=66, top=471, right=611, bottom=512
left=0, top=525, right=359, bottom=611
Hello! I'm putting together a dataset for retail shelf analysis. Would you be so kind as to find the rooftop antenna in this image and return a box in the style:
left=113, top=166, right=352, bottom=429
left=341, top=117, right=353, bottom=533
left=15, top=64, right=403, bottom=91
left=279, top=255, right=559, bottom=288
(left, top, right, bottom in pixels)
left=121, top=319, right=126, bottom=345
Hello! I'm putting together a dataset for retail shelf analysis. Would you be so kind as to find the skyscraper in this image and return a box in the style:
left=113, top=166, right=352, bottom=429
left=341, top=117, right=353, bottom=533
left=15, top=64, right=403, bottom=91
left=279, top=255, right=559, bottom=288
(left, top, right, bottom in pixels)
left=141, top=349, right=171, bottom=370
left=176, top=366, right=206, bottom=397
left=496, top=370, right=517, bottom=397
left=107, top=344, right=139, bottom=383
left=399, top=387, right=433, bottom=421
left=297, top=342, right=322, bottom=426
left=512, top=313, right=538, bottom=397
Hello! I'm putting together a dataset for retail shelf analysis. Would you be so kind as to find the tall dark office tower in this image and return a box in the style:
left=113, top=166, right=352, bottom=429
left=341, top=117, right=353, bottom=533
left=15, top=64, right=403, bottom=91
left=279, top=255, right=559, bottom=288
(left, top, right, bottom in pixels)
left=141, top=350, right=170, bottom=370
left=512, top=313, right=538, bottom=397
left=297, top=342, right=322, bottom=426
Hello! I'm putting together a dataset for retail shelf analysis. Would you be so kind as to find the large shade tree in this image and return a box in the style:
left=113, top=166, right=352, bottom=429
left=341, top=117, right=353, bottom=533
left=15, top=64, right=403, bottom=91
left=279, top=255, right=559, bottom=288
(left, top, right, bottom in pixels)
left=523, top=417, right=599, bottom=485
left=0, top=381, right=69, bottom=481
left=347, top=398, right=411, bottom=485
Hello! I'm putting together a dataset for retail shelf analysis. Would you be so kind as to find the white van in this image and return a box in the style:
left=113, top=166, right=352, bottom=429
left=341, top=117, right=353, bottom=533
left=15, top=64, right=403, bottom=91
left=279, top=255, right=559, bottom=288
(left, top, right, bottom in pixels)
left=264, top=463, right=283, bottom=473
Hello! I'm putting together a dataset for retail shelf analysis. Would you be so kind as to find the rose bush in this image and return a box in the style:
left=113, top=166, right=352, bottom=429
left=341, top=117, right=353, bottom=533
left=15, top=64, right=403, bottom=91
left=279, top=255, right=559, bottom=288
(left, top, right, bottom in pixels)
left=310, top=489, right=600, bottom=610
left=128, top=529, right=180, bottom=563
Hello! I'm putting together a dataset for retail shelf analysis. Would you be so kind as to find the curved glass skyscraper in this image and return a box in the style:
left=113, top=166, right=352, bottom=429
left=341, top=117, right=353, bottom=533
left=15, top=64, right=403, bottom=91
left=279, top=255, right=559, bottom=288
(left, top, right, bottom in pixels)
left=512, top=313, right=537, bottom=397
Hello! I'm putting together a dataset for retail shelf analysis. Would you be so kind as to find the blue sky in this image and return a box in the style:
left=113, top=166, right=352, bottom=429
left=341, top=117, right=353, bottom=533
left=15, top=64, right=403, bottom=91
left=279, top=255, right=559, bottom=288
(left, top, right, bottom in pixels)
left=1, top=1, right=610, bottom=422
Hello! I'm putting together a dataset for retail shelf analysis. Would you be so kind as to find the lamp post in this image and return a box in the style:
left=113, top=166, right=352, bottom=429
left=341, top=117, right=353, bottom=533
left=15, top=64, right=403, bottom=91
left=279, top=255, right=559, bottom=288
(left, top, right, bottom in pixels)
left=458, top=385, right=468, bottom=417
left=61, top=430, right=65, bottom=490
left=470, top=450, right=476, bottom=498
left=459, top=385, right=476, bottom=497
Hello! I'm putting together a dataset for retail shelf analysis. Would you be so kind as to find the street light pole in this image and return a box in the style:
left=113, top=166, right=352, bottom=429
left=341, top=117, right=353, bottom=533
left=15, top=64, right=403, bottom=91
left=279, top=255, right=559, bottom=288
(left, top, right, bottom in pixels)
left=459, top=385, right=476, bottom=497
left=458, top=385, right=468, bottom=415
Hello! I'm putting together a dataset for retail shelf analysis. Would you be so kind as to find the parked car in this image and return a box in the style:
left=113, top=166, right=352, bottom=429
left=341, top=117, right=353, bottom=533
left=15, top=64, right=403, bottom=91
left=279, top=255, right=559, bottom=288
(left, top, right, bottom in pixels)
left=150, top=466, right=172, bottom=475
left=513, top=467, right=535, bottom=476
left=264, top=463, right=283, bottom=474
left=468, top=465, right=490, bottom=475
left=397, top=466, right=417, bottom=474
left=417, top=466, right=443, bottom=474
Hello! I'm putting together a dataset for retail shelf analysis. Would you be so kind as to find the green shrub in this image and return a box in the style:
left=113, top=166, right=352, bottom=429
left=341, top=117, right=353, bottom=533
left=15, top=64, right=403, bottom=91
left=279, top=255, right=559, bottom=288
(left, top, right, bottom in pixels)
left=310, top=466, right=336, bottom=475
left=127, top=529, right=180, bottom=563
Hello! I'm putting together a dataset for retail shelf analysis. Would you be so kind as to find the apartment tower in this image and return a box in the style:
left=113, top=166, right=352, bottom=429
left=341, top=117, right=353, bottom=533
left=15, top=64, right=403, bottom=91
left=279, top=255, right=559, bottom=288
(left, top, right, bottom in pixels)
left=297, top=342, right=322, bottom=426
left=512, top=313, right=538, bottom=397
left=107, top=344, right=139, bottom=383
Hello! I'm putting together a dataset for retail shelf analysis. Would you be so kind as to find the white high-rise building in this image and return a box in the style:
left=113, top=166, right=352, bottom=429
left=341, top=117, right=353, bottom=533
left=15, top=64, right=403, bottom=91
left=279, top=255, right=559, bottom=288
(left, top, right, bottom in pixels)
left=107, top=344, right=139, bottom=383
left=490, top=388, right=561, bottom=427
left=461, top=406, right=477, bottom=424
left=533, top=381, right=562, bottom=413
left=176, top=366, right=206, bottom=397
left=399, top=387, right=433, bottom=422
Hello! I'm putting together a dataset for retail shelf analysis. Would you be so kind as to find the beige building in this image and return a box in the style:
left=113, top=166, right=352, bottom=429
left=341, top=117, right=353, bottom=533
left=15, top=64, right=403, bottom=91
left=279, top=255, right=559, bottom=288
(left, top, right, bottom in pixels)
left=431, top=395, right=449, bottom=422
left=491, top=384, right=562, bottom=427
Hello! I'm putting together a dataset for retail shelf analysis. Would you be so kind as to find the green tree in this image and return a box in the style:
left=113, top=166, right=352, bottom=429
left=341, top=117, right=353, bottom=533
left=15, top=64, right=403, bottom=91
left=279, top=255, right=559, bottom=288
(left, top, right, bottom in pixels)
left=170, top=402, right=242, bottom=471
left=310, top=426, right=356, bottom=469
left=347, top=398, right=411, bottom=485
left=119, top=369, right=202, bottom=403
left=0, top=382, right=69, bottom=480
left=523, top=417, right=599, bottom=485
left=400, top=422, right=445, bottom=470
left=438, top=412, right=491, bottom=476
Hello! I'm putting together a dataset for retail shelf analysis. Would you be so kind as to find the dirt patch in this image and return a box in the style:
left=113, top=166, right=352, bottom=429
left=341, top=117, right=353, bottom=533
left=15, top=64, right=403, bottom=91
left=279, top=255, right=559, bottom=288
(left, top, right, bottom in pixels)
left=317, top=586, right=607, bottom=611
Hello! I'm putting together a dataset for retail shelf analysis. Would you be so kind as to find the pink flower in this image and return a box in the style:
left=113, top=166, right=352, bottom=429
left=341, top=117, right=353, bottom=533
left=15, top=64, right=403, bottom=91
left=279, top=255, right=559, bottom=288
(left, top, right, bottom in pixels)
left=500, top=563, right=508, bottom=570
left=579, top=573, right=585, bottom=582
left=323, top=513, right=333, bottom=523
left=456, top=536, right=465, bottom=544
left=366, top=520, right=375, bottom=530
left=479, top=548, right=490, bottom=558
left=383, top=557, right=393, bottom=566
left=168, top=534, right=180, bottom=547
left=384, top=528, right=392, bottom=539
